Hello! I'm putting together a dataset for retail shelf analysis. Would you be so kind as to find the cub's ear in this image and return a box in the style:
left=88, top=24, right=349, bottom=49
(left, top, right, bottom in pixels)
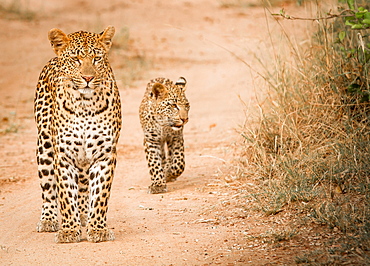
left=99, top=26, right=115, bottom=52
left=175, top=77, right=187, bottom=90
left=151, top=83, right=168, bottom=100
left=48, top=28, right=70, bottom=56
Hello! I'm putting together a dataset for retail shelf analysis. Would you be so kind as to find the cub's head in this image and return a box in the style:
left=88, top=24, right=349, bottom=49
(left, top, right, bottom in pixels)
left=150, top=77, right=190, bottom=131
left=48, top=26, right=115, bottom=94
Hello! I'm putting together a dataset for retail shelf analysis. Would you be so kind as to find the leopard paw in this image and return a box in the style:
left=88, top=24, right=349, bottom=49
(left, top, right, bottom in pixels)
left=148, top=184, right=167, bottom=194
left=87, top=228, right=115, bottom=243
left=36, top=220, right=59, bottom=232
left=55, top=229, right=81, bottom=243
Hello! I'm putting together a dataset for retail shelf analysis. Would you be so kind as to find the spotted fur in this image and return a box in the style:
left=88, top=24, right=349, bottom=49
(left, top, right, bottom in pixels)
left=139, top=77, right=190, bottom=194
left=34, top=26, right=121, bottom=243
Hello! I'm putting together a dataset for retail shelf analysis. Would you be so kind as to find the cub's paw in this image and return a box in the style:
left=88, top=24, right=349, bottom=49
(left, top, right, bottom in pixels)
left=165, top=176, right=177, bottom=183
left=55, top=229, right=81, bottom=243
left=148, top=184, right=167, bottom=194
left=87, top=228, right=115, bottom=243
left=36, top=220, right=59, bottom=232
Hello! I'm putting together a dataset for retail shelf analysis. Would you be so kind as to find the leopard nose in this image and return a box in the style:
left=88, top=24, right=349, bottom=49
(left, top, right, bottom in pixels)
left=82, top=76, right=94, bottom=83
left=181, top=117, right=188, bottom=123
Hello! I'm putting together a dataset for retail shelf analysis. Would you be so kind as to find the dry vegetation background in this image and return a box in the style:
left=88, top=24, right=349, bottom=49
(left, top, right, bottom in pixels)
left=0, top=0, right=369, bottom=265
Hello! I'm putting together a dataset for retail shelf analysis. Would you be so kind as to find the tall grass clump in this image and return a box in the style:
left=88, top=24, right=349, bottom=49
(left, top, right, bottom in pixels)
left=240, top=0, right=370, bottom=263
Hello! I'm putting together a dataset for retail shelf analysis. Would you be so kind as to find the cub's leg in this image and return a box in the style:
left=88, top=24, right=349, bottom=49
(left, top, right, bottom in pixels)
left=86, top=159, right=116, bottom=242
left=165, top=133, right=185, bottom=182
left=144, top=136, right=167, bottom=194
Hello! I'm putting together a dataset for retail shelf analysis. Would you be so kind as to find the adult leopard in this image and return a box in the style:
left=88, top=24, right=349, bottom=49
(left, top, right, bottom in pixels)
left=139, top=77, right=190, bottom=194
left=34, top=26, right=121, bottom=243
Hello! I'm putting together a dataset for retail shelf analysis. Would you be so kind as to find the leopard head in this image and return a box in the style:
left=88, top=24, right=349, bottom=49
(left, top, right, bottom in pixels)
left=150, top=77, right=190, bottom=131
left=48, top=26, right=115, bottom=95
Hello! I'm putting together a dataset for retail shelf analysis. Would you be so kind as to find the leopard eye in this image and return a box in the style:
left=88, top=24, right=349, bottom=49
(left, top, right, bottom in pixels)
left=93, top=56, right=103, bottom=64
left=71, top=56, right=81, bottom=65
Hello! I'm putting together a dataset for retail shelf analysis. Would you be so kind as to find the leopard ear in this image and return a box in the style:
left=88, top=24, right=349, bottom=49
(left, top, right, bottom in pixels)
left=48, top=28, right=70, bottom=56
left=99, top=26, right=115, bottom=52
left=175, top=77, right=187, bottom=91
left=151, top=83, right=168, bottom=100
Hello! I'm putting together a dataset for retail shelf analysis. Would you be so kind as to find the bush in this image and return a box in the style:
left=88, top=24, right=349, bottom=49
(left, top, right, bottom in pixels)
left=240, top=0, right=370, bottom=263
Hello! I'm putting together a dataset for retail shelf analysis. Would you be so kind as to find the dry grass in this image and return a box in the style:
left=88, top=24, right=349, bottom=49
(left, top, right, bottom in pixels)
left=110, top=26, right=152, bottom=89
left=236, top=1, right=370, bottom=264
left=0, top=0, right=36, bottom=21
left=219, top=0, right=305, bottom=9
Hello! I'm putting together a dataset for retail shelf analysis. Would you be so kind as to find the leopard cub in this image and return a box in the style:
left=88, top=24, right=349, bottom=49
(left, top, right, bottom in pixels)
left=139, top=77, right=190, bottom=194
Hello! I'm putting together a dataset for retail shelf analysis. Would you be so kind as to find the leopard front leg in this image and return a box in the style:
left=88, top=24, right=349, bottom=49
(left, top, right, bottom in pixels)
left=144, top=138, right=167, bottom=194
left=36, top=136, right=59, bottom=232
left=165, top=133, right=185, bottom=182
left=54, top=158, right=81, bottom=243
left=86, top=159, right=116, bottom=242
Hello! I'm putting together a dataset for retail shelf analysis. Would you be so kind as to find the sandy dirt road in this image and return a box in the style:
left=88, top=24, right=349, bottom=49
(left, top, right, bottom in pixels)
left=0, top=0, right=315, bottom=265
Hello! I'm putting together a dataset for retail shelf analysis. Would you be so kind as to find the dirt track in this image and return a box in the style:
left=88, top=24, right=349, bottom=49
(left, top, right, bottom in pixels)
left=0, top=0, right=314, bottom=265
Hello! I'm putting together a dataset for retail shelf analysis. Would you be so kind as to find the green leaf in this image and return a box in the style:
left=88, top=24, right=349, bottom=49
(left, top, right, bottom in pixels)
left=364, top=12, right=370, bottom=20
left=363, top=19, right=370, bottom=25
left=356, top=12, right=364, bottom=19
left=339, top=31, right=346, bottom=41
left=345, top=16, right=355, bottom=22
left=345, top=20, right=355, bottom=26
left=352, top=24, right=364, bottom=29
left=347, top=0, right=355, bottom=10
